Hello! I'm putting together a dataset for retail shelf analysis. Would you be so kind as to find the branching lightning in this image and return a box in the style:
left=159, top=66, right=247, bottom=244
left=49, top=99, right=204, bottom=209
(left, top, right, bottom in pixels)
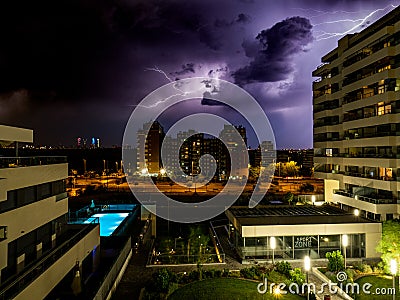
left=145, top=66, right=173, bottom=83
left=131, top=66, right=213, bottom=109
left=310, top=4, right=398, bottom=41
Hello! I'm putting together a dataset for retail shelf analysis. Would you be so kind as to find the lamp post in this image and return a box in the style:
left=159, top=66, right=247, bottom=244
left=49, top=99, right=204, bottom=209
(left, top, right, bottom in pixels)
left=342, top=234, right=348, bottom=269
left=304, top=255, right=311, bottom=300
left=175, top=236, right=182, bottom=249
left=390, top=259, right=397, bottom=300
left=270, top=236, right=276, bottom=264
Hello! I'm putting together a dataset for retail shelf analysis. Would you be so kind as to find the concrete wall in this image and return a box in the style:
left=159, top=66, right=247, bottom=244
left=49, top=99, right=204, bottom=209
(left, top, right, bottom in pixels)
left=14, top=225, right=100, bottom=300
left=324, top=179, right=339, bottom=203
left=0, top=125, right=33, bottom=144
left=0, top=163, right=68, bottom=201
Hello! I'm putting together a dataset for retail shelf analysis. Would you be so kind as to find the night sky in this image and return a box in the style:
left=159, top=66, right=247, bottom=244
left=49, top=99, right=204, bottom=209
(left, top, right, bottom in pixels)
left=1, top=0, right=399, bottom=148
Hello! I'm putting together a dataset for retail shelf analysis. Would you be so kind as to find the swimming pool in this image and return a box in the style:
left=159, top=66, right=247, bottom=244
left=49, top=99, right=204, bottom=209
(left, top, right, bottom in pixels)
left=84, top=213, right=130, bottom=236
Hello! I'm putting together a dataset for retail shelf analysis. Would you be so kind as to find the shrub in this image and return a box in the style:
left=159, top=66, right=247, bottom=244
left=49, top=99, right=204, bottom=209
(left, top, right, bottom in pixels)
left=276, top=261, right=292, bottom=276
left=222, top=268, right=230, bottom=277
left=289, top=268, right=306, bottom=286
left=345, top=268, right=356, bottom=281
left=326, top=250, right=345, bottom=272
left=324, top=271, right=337, bottom=283
left=362, top=264, right=373, bottom=273
left=214, top=269, right=222, bottom=278
left=152, top=268, right=171, bottom=293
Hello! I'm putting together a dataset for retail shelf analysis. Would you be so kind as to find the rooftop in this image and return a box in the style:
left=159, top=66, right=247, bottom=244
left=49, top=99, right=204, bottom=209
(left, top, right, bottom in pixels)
left=227, top=205, right=376, bottom=226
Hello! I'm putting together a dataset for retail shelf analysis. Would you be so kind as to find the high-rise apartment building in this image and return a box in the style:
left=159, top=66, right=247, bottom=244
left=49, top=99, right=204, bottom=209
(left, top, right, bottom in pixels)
left=313, top=6, right=400, bottom=221
left=137, top=121, right=165, bottom=174
left=0, top=125, right=100, bottom=299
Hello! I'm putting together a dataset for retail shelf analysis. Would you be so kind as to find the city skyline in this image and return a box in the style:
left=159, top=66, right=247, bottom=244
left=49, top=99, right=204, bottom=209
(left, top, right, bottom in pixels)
left=1, top=1, right=400, bottom=148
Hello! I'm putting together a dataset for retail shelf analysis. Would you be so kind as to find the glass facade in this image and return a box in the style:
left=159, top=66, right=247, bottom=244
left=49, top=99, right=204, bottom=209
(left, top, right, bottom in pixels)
left=232, top=231, right=365, bottom=260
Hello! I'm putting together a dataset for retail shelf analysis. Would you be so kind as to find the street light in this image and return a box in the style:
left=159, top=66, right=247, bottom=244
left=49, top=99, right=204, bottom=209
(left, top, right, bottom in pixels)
left=354, top=209, right=360, bottom=217
left=175, top=236, right=182, bottom=249
left=160, top=168, right=166, bottom=176
left=270, top=236, right=276, bottom=264
left=390, top=259, right=397, bottom=300
left=304, top=255, right=311, bottom=300
left=342, top=234, right=348, bottom=269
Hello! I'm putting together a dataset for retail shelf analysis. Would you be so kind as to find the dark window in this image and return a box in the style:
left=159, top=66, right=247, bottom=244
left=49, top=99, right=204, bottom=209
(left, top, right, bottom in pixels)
left=1, top=180, right=66, bottom=213
left=37, top=183, right=51, bottom=200
left=0, top=226, right=7, bottom=240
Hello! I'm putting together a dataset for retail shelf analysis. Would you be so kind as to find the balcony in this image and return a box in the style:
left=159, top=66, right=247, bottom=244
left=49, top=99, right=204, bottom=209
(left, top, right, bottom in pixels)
left=0, top=223, right=99, bottom=300
left=343, top=171, right=396, bottom=182
left=0, top=157, right=67, bottom=169
left=334, top=190, right=394, bottom=205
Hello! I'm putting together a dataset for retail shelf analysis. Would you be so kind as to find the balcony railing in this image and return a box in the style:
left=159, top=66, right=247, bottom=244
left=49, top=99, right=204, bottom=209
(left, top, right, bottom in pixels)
left=334, top=190, right=395, bottom=205
left=343, top=172, right=396, bottom=181
left=0, top=156, right=67, bottom=169
left=314, top=153, right=397, bottom=159
left=0, top=223, right=98, bottom=300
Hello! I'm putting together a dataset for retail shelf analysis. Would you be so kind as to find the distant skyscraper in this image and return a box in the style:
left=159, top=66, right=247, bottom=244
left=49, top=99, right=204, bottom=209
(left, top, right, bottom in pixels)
left=219, top=125, right=248, bottom=179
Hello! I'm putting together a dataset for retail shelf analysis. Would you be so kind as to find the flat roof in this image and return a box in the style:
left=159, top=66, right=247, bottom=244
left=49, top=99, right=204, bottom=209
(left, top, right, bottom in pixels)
left=227, top=205, right=376, bottom=226
left=0, top=125, right=33, bottom=144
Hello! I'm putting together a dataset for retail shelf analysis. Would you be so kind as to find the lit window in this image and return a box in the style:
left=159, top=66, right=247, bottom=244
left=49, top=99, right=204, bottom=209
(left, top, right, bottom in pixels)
left=325, top=149, right=333, bottom=157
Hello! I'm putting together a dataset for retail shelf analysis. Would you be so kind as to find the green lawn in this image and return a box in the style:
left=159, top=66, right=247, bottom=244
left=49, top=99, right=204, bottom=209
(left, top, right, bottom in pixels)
left=168, top=278, right=304, bottom=300
left=354, top=275, right=400, bottom=299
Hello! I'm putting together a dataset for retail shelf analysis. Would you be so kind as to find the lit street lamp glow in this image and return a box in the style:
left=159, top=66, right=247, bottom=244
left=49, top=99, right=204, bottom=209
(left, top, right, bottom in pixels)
left=390, top=259, right=397, bottom=275
left=270, top=236, right=276, bottom=264
left=342, top=234, right=348, bottom=269
left=354, top=209, right=360, bottom=217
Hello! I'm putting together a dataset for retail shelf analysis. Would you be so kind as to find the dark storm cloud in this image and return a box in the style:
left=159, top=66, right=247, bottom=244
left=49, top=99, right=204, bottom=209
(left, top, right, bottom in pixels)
left=233, top=16, right=313, bottom=85
left=236, top=13, right=252, bottom=24
left=201, top=92, right=224, bottom=106
left=171, top=63, right=196, bottom=76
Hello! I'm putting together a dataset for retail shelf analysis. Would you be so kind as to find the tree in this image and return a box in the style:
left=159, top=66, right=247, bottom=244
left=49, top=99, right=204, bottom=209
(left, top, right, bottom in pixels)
left=376, top=220, right=400, bottom=274
left=274, top=161, right=300, bottom=177
left=326, top=250, right=345, bottom=272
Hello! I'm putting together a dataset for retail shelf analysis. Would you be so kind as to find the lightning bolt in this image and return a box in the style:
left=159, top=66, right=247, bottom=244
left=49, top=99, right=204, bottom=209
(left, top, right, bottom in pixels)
left=145, top=66, right=173, bottom=83
left=292, top=7, right=371, bottom=18
left=310, top=4, right=399, bottom=41
left=130, top=66, right=214, bottom=109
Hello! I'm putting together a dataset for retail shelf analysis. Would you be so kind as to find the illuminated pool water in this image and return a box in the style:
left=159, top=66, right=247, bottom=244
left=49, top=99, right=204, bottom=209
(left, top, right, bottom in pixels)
left=84, top=213, right=130, bottom=236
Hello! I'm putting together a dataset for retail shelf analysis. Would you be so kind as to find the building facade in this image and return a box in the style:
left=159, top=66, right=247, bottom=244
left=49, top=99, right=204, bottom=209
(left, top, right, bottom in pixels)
left=137, top=121, right=165, bottom=175
left=226, top=206, right=381, bottom=261
left=0, top=125, right=100, bottom=299
left=313, top=6, right=400, bottom=221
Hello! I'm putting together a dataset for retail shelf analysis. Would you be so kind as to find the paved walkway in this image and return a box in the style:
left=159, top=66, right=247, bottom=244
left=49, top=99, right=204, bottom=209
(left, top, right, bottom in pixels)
left=308, top=272, right=346, bottom=300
